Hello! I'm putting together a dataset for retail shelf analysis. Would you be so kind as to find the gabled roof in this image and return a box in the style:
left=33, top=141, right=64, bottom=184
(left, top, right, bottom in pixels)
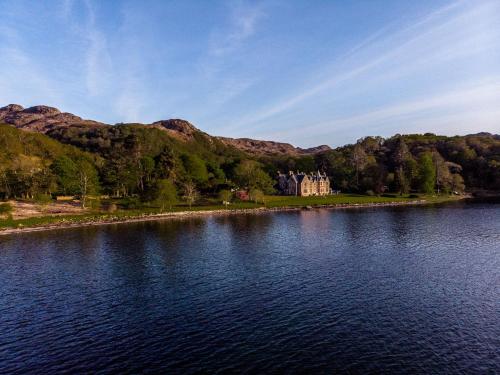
left=296, top=174, right=308, bottom=183
left=281, top=171, right=330, bottom=184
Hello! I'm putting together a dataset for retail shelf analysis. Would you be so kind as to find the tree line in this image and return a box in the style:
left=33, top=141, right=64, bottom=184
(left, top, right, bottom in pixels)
left=0, top=124, right=275, bottom=208
left=270, top=133, right=499, bottom=195
left=1, top=123, right=499, bottom=208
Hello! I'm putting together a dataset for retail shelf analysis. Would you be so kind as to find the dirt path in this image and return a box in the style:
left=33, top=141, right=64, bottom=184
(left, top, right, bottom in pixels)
left=7, top=200, right=86, bottom=220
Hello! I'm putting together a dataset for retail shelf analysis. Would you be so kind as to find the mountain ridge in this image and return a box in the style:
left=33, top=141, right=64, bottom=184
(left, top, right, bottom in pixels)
left=0, top=104, right=330, bottom=156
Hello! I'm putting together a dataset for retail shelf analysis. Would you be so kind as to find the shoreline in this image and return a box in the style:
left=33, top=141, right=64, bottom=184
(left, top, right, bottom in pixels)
left=0, top=198, right=452, bottom=236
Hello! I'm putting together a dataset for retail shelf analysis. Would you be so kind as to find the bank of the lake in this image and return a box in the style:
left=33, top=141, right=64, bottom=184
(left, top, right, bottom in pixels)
left=0, top=194, right=465, bottom=236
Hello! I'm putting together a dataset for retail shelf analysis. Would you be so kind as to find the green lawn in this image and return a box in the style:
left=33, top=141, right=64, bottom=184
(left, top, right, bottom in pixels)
left=263, top=193, right=418, bottom=207
left=0, top=193, right=462, bottom=231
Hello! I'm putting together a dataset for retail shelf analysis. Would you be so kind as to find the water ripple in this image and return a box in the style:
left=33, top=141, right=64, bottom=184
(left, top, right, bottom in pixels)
left=0, top=202, right=499, bottom=373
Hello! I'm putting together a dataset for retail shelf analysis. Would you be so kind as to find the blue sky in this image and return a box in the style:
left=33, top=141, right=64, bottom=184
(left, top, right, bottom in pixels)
left=0, top=0, right=499, bottom=147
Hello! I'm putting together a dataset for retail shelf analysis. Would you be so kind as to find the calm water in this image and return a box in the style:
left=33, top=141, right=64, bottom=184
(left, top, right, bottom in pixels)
left=0, top=202, right=499, bottom=374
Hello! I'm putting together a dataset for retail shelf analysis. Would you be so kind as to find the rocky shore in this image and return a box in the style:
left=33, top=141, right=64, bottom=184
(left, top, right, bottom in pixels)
left=0, top=199, right=432, bottom=236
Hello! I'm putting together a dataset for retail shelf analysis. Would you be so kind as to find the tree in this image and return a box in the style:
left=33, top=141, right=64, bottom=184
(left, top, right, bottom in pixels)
left=182, top=180, right=199, bottom=208
left=451, top=173, right=465, bottom=193
left=77, top=160, right=99, bottom=208
left=154, top=147, right=176, bottom=180
left=137, top=156, right=155, bottom=193
left=433, top=152, right=450, bottom=194
left=155, top=179, right=177, bottom=211
left=0, top=166, right=11, bottom=199
left=351, top=144, right=367, bottom=189
left=219, top=189, right=232, bottom=206
left=234, top=160, right=275, bottom=193
left=248, top=188, right=265, bottom=204
left=362, top=163, right=387, bottom=194
left=181, top=154, right=208, bottom=185
left=51, top=156, right=78, bottom=195
left=393, top=139, right=411, bottom=195
left=405, top=157, right=419, bottom=191
left=418, top=152, right=436, bottom=194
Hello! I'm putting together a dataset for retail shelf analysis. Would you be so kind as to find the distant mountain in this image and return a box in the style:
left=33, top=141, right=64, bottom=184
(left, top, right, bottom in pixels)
left=217, top=137, right=330, bottom=156
left=0, top=104, right=105, bottom=133
left=0, top=104, right=329, bottom=156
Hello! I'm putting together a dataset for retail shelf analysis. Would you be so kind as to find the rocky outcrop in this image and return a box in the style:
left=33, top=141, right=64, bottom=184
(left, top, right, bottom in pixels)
left=1, top=103, right=331, bottom=155
left=217, top=137, right=331, bottom=156
left=298, top=145, right=331, bottom=154
left=150, top=119, right=202, bottom=140
left=0, top=104, right=105, bottom=133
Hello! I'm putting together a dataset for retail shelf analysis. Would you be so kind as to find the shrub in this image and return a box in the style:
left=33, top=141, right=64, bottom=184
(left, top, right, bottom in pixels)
left=35, top=193, right=52, bottom=204
left=118, top=197, right=142, bottom=210
left=248, top=188, right=265, bottom=203
left=0, top=203, right=13, bottom=215
left=101, top=202, right=117, bottom=213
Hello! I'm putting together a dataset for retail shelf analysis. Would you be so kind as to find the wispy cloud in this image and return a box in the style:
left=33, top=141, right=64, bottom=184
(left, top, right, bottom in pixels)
left=208, top=1, right=265, bottom=56
left=191, top=1, right=266, bottom=119
left=81, top=0, right=113, bottom=96
left=1, top=0, right=498, bottom=144
left=227, top=0, right=500, bottom=137
left=263, top=77, right=500, bottom=144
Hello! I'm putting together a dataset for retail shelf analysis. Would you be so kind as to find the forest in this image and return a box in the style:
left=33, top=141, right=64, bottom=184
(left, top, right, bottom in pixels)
left=0, top=122, right=499, bottom=209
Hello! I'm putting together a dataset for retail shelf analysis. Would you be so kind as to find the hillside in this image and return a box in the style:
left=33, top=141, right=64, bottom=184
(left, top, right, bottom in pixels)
left=0, top=103, right=499, bottom=205
left=217, top=137, right=330, bottom=156
left=0, top=104, right=105, bottom=133
left=0, top=104, right=327, bottom=156
left=0, top=124, right=99, bottom=199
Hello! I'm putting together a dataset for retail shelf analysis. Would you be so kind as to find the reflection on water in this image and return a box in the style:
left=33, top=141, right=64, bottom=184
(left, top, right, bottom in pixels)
left=0, top=202, right=499, bottom=373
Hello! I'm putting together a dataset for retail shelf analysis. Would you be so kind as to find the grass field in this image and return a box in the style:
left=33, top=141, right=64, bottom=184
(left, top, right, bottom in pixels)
left=0, top=193, right=462, bottom=231
left=263, top=193, right=418, bottom=207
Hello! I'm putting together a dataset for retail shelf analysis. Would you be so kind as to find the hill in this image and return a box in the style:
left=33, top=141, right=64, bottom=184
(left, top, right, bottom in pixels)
left=0, top=104, right=499, bottom=205
left=0, top=104, right=328, bottom=156
left=217, top=137, right=330, bottom=156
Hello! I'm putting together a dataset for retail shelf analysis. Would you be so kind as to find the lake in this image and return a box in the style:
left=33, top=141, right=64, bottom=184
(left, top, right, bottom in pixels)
left=0, top=201, right=499, bottom=373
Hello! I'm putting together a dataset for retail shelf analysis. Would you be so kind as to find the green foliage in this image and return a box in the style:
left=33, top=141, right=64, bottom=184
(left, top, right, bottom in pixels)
left=181, top=154, right=209, bottom=185
left=34, top=193, right=52, bottom=204
left=51, top=156, right=79, bottom=195
left=248, top=188, right=265, bottom=203
left=155, top=179, right=177, bottom=211
left=0, top=125, right=93, bottom=199
left=234, top=160, right=275, bottom=193
left=0, top=203, right=13, bottom=215
left=218, top=190, right=231, bottom=201
left=418, top=152, right=436, bottom=194
left=1, top=120, right=499, bottom=206
left=218, top=189, right=232, bottom=205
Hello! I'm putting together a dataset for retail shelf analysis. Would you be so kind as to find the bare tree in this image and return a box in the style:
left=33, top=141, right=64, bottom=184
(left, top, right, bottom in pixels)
left=77, top=160, right=98, bottom=209
left=182, top=180, right=199, bottom=209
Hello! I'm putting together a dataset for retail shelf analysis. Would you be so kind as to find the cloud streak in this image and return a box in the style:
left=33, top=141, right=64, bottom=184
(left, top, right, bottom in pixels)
left=267, top=78, right=500, bottom=141
left=0, top=0, right=498, bottom=146
left=227, top=0, right=500, bottom=140
left=208, top=2, right=264, bottom=56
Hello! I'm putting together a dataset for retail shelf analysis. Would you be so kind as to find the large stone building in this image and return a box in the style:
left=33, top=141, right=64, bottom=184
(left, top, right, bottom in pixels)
left=277, top=171, right=331, bottom=196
